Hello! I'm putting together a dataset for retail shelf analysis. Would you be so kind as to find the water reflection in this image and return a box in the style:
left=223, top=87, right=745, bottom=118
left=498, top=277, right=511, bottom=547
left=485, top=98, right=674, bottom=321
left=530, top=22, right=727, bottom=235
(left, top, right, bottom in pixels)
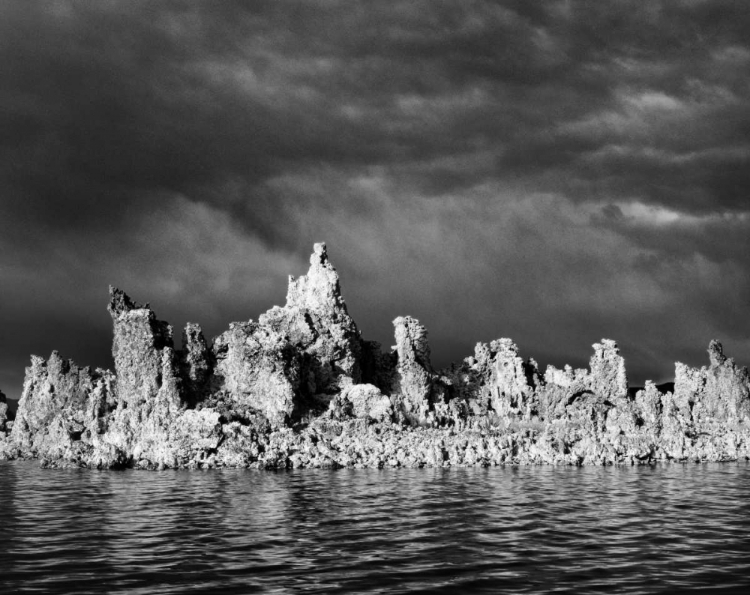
left=2, top=462, right=750, bottom=593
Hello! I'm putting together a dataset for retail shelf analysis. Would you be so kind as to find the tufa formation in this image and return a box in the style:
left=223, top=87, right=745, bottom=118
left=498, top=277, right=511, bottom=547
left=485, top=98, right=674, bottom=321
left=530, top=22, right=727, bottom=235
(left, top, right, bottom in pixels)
left=2, top=243, right=750, bottom=469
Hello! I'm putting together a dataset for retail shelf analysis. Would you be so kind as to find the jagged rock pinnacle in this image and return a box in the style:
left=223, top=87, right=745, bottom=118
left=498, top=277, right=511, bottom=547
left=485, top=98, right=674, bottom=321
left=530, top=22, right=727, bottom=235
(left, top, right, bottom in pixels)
left=708, top=340, right=727, bottom=367
left=312, top=241, right=327, bottom=263
left=391, top=316, right=432, bottom=424
left=107, top=286, right=141, bottom=318
left=285, top=241, right=347, bottom=320
left=589, top=339, right=628, bottom=403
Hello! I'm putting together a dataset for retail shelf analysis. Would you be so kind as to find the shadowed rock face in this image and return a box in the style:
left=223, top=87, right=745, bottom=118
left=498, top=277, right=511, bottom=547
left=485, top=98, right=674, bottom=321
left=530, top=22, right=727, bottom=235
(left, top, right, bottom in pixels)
left=0, top=389, right=8, bottom=435
left=180, top=322, right=212, bottom=406
left=2, top=243, right=750, bottom=469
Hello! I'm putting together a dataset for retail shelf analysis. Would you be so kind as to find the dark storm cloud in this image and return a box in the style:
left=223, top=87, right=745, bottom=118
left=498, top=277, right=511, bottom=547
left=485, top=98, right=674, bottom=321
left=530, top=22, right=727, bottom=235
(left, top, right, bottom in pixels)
left=2, top=0, right=750, bottom=400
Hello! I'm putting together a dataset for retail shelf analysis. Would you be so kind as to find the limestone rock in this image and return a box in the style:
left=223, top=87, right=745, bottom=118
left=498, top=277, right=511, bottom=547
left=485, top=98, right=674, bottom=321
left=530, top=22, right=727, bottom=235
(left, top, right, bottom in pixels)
left=212, top=322, right=301, bottom=425
left=103, top=346, right=185, bottom=463
left=179, top=322, right=212, bottom=406
left=7, top=352, right=116, bottom=462
left=674, top=341, right=750, bottom=429
left=211, top=243, right=365, bottom=424
left=486, top=339, right=539, bottom=416
left=633, top=381, right=663, bottom=435
left=659, top=390, right=692, bottom=461
left=108, top=286, right=176, bottom=407
left=537, top=364, right=590, bottom=420
left=538, top=340, right=627, bottom=421
left=326, top=392, right=354, bottom=420
left=0, top=389, right=8, bottom=435
left=328, top=384, right=393, bottom=422
left=361, top=340, right=398, bottom=394
left=277, top=242, right=363, bottom=390
left=474, top=340, right=538, bottom=419
left=391, top=316, right=433, bottom=424
left=437, top=350, right=491, bottom=418
left=589, top=339, right=628, bottom=405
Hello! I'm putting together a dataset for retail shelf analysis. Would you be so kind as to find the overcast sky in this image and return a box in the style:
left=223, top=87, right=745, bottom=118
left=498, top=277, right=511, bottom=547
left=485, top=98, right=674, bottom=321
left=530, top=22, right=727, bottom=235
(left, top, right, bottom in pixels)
left=2, top=1, right=749, bottom=400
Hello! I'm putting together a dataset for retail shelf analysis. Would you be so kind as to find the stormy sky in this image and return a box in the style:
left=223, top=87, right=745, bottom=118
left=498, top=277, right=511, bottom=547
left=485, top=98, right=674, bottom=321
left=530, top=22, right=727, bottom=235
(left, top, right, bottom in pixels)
left=2, top=1, right=750, bottom=400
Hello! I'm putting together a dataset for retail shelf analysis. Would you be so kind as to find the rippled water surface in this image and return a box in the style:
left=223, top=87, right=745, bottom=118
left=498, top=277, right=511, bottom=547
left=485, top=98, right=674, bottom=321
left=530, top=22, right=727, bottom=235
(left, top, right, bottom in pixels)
left=2, top=462, right=750, bottom=594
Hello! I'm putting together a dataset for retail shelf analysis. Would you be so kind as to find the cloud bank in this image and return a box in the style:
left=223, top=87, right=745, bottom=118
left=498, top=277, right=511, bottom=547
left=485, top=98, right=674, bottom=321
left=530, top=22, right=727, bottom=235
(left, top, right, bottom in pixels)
left=2, top=1, right=750, bottom=399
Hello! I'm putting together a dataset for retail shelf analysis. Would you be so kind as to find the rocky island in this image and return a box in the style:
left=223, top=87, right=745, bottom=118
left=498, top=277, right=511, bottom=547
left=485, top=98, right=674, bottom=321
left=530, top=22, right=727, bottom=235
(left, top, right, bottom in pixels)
left=1, top=243, right=749, bottom=469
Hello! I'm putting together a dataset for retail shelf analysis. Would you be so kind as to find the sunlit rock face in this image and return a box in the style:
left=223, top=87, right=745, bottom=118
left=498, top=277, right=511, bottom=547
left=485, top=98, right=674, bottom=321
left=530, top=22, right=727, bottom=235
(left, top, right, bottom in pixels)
left=211, top=242, right=365, bottom=425
left=108, top=286, right=175, bottom=407
left=211, top=321, right=301, bottom=426
left=633, top=381, right=663, bottom=434
left=536, top=340, right=627, bottom=426
left=327, top=384, right=393, bottom=423
left=0, top=289, right=223, bottom=469
left=103, top=287, right=212, bottom=467
left=454, top=339, right=540, bottom=420
left=589, top=340, right=629, bottom=404
left=281, top=242, right=363, bottom=390
left=391, top=316, right=433, bottom=425
left=2, top=243, right=750, bottom=469
left=5, top=352, right=117, bottom=464
left=674, top=341, right=750, bottom=429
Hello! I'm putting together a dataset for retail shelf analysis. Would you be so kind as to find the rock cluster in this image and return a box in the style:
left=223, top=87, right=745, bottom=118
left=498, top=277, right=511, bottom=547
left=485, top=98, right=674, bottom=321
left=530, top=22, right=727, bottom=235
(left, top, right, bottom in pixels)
left=2, top=243, right=750, bottom=469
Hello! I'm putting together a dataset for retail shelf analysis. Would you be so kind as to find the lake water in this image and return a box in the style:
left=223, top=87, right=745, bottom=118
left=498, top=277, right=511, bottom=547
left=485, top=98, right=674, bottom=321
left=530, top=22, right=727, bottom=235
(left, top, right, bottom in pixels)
left=2, top=461, right=750, bottom=594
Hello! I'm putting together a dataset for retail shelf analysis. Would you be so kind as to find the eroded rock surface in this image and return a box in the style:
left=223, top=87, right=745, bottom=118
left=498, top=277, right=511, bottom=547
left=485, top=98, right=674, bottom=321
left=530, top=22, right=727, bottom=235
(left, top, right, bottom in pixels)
left=4, top=352, right=116, bottom=464
left=212, top=321, right=301, bottom=426
left=180, top=322, right=212, bottom=406
left=284, top=242, right=362, bottom=386
left=0, top=389, right=9, bottom=435
left=108, top=286, right=175, bottom=407
left=328, top=384, right=393, bottom=423
left=2, top=243, right=750, bottom=469
left=674, top=340, right=750, bottom=429
left=446, top=339, right=540, bottom=422
left=391, top=316, right=433, bottom=425
left=210, top=242, right=366, bottom=426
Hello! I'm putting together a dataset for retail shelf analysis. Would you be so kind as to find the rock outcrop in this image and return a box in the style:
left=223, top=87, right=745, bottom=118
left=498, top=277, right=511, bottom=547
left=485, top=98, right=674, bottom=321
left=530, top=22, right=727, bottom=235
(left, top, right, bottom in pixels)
left=180, top=322, right=212, bottom=406
left=4, top=352, right=117, bottom=464
left=0, top=389, right=9, bottom=435
left=446, top=339, right=540, bottom=422
left=104, top=287, right=220, bottom=468
left=674, top=340, right=750, bottom=429
left=210, top=242, right=364, bottom=425
left=108, top=286, right=176, bottom=407
left=391, top=316, right=433, bottom=425
left=328, top=384, right=393, bottom=423
left=283, top=242, right=362, bottom=386
left=211, top=320, right=302, bottom=425
left=2, top=243, right=750, bottom=469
